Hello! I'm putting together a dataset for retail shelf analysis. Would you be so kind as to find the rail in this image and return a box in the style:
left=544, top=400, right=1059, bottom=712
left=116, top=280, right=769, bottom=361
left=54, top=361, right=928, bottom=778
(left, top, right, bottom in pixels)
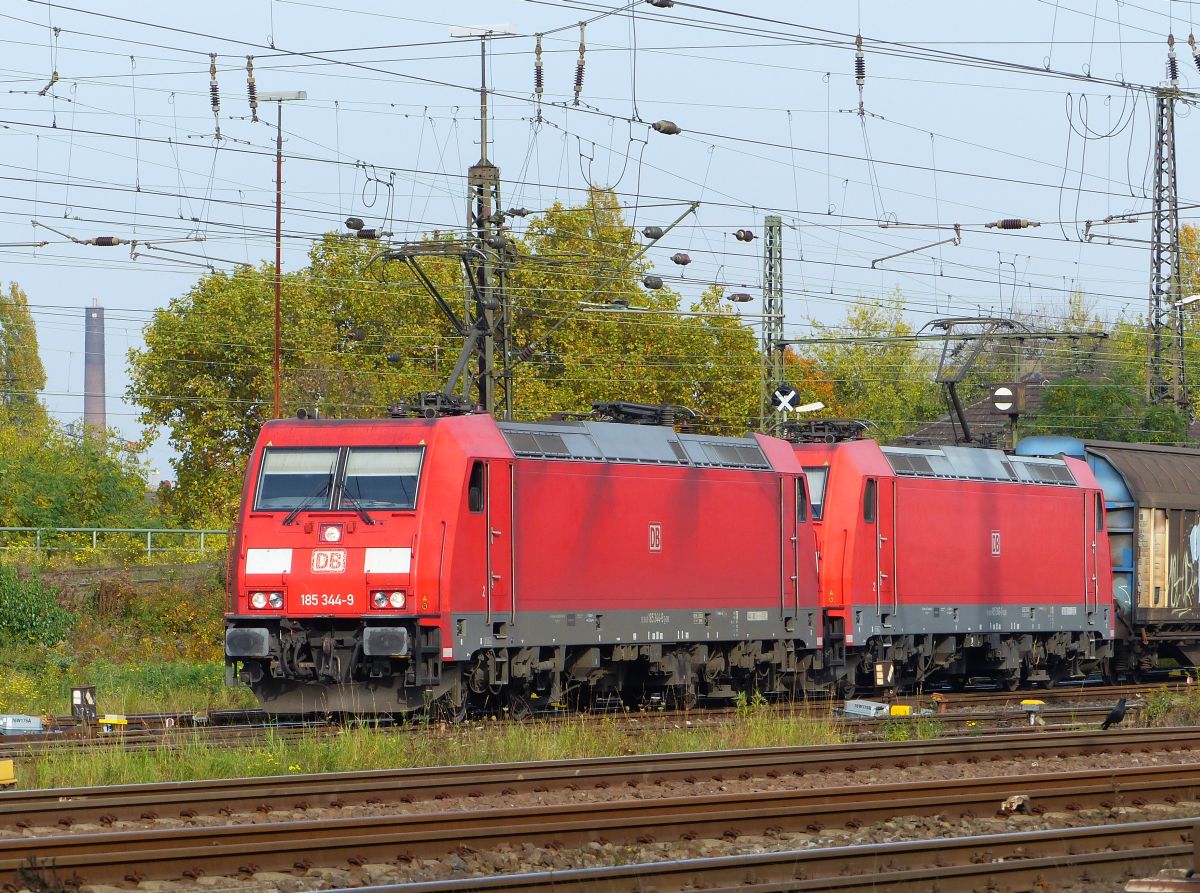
left=0, top=526, right=228, bottom=560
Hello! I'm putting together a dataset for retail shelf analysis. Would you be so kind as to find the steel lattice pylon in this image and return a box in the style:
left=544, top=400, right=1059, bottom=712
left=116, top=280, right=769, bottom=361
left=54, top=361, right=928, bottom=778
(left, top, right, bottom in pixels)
left=761, top=215, right=784, bottom=433
left=1148, top=88, right=1182, bottom=406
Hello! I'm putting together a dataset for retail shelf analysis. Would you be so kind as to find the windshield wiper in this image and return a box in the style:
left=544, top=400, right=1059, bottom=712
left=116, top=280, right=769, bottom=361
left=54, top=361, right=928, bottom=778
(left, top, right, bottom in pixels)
left=340, top=490, right=376, bottom=526
left=282, top=479, right=332, bottom=526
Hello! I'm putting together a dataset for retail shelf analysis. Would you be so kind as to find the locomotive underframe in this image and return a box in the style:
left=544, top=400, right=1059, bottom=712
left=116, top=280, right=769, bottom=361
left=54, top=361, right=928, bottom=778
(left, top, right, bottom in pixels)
left=228, top=613, right=1127, bottom=715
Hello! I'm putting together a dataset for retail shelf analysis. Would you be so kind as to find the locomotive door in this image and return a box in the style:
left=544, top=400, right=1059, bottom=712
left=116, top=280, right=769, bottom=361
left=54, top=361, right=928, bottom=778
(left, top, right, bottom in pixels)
left=779, top=476, right=799, bottom=619
left=871, top=478, right=897, bottom=620
left=486, top=461, right=515, bottom=627
left=1083, top=491, right=1099, bottom=615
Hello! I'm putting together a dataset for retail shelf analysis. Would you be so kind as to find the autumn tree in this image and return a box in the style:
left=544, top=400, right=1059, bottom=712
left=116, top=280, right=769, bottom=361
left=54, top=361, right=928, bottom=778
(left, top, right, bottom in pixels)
left=128, top=189, right=761, bottom=524
left=0, top=282, right=47, bottom=428
left=796, top=292, right=943, bottom=440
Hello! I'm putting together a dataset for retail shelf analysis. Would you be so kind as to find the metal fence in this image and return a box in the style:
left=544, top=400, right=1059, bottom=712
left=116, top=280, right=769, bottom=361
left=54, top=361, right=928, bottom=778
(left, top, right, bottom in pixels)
left=0, top=527, right=229, bottom=560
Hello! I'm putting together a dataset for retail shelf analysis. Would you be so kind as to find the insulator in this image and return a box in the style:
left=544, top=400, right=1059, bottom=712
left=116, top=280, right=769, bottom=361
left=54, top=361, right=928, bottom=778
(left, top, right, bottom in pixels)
left=728, top=292, right=753, bottom=303
left=652, top=119, right=681, bottom=135
left=642, top=274, right=664, bottom=290
left=1190, top=33, right=1200, bottom=71
left=574, top=23, right=586, bottom=106
left=534, top=35, right=544, bottom=95
left=506, top=207, right=530, bottom=217
left=208, top=52, right=222, bottom=139
left=671, top=252, right=691, bottom=266
left=355, top=229, right=380, bottom=239
left=246, top=56, right=258, bottom=123
left=37, top=71, right=59, bottom=97
left=642, top=225, right=664, bottom=240
left=735, top=229, right=756, bottom=242
left=855, top=34, right=866, bottom=88
left=647, top=0, right=675, bottom=6
left=1169, top=54, right=1180, bottom=82
left=986, top=218, right=1040, bottom=229
left=89, top=236, right=124, bottom=247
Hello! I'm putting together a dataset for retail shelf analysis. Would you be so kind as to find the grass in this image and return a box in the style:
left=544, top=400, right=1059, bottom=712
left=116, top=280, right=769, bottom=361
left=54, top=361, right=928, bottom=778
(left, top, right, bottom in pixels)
left=0, top=655, right=258, bottom=716
left=12, top=710, right=848, bottom=790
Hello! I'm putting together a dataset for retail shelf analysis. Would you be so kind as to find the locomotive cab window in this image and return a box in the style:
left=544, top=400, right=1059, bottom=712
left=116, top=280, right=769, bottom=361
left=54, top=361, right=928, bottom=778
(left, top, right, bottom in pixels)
left=341, top=448, right=423, bottom=511
left=796, top=478, right=808, bottom=523
left=254, top=448, right=338, bottom=511
left=802, top=467, right=828, bottom=520
left=467, top=461, right=485, bottom=513
left=863, top=479, right=877, bottom=523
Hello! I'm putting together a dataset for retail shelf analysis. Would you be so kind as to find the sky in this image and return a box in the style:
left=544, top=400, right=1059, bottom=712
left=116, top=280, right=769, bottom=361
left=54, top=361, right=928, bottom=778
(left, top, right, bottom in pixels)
left=0, top=0, right=1197, bottom=477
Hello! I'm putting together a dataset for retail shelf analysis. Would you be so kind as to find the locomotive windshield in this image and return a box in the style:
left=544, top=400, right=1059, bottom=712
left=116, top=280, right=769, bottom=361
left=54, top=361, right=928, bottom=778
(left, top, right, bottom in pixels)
left=255, top=448, right=338, bottom=510
left=342, top=448, right=421, bottom=510
left=253, top=446, right=423, bottom=512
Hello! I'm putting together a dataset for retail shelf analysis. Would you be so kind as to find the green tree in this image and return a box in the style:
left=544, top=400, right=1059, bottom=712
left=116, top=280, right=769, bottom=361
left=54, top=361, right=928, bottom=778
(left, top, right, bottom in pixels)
left=1022, top=376, right=1187, bottom=443
left=798, top=292, right=943, bottom=440
left=0, top=282, right=47, bottom=428
left=0, top=422, right=153, bottom=528
left=128, top=190, right=762, bottom=524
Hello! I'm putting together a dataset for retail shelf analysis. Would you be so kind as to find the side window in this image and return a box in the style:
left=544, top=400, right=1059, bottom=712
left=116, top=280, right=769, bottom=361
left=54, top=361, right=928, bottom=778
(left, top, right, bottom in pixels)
left=468, top=461, right=485, bottom=513
left=863, top=478, right=877, bottom=523
left=1095, top=492, right=1104, bottom=532
left=796, top=478, right=808, bottom=523
left=802, top=467, right=827, bottom=520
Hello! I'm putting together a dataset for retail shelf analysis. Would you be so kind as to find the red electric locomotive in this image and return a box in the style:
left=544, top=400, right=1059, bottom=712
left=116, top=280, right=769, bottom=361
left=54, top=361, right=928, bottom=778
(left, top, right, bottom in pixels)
left=794, top=440, right=1114, bottom=692
left=225, top=412, right=821, bottom=715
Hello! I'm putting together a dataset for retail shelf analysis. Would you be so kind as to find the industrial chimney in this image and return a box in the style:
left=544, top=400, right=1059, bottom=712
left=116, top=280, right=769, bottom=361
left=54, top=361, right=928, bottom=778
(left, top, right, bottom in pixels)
left=84, top=299, right=105, bottom=432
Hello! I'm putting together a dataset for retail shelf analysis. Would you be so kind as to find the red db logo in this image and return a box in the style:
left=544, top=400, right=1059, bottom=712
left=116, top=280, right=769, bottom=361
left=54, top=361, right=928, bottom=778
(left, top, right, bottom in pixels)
left=311, top=549, right=347, bottom=573
left=648, top=523, right=663, bottom=553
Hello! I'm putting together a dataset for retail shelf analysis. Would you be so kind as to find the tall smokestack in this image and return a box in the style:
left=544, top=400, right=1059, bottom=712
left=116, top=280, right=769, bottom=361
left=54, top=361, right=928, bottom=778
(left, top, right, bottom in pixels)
left=84, top=299, right=105, bottom=432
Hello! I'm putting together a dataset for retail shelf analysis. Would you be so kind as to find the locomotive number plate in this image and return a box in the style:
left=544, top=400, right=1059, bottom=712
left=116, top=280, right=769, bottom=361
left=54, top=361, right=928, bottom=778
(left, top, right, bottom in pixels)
left=311, top=549, right=347, bottom=573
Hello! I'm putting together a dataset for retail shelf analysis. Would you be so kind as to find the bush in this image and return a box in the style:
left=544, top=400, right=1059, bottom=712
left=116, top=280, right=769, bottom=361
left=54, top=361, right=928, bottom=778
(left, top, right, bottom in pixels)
left=0, top=564, right=73, bottom=645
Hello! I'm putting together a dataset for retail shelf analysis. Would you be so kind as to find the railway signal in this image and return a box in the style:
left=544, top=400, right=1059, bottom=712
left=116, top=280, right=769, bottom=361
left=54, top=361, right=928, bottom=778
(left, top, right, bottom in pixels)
left=991, top=383, right=1025, bottom=416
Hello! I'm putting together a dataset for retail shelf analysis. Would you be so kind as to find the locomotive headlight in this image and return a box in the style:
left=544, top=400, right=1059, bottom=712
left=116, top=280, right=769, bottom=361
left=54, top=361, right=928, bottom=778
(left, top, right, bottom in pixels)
left=268, top=592, right=284, bottom=609
left=372, top=591, right=388, bottom=609
left=389, top=591, right=405, bottom=609
left=249, top=591, right=268, bottom=610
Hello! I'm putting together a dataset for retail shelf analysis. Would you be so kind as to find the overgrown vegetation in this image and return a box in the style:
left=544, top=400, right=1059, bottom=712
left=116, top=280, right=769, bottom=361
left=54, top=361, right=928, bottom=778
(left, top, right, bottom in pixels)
left=0, top=566, right=253, bottom=716
left=14, top=712, right=848, bottom=790
left=1141, top=685, right=1200, bottom=727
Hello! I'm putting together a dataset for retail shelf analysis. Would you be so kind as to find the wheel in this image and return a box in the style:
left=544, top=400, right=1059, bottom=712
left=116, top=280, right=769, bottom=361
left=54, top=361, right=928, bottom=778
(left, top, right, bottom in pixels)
left=1100, top=658, right=1118, bottom=686
left=507, top=691, right=534, bottom=721
left=835, top=677, right=856, bottom=701
left=432, top=692, right=468, bottom=724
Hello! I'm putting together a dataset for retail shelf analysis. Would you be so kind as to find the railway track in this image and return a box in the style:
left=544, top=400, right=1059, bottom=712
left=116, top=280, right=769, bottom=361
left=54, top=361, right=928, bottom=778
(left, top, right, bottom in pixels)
left=354, top=819, right=1196, bottom=893
left=0, top=683, right=1150, bottom=762
left=1, top=725, right=1194, bottom=828
left=6, top=757, right=1200, bottom=887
